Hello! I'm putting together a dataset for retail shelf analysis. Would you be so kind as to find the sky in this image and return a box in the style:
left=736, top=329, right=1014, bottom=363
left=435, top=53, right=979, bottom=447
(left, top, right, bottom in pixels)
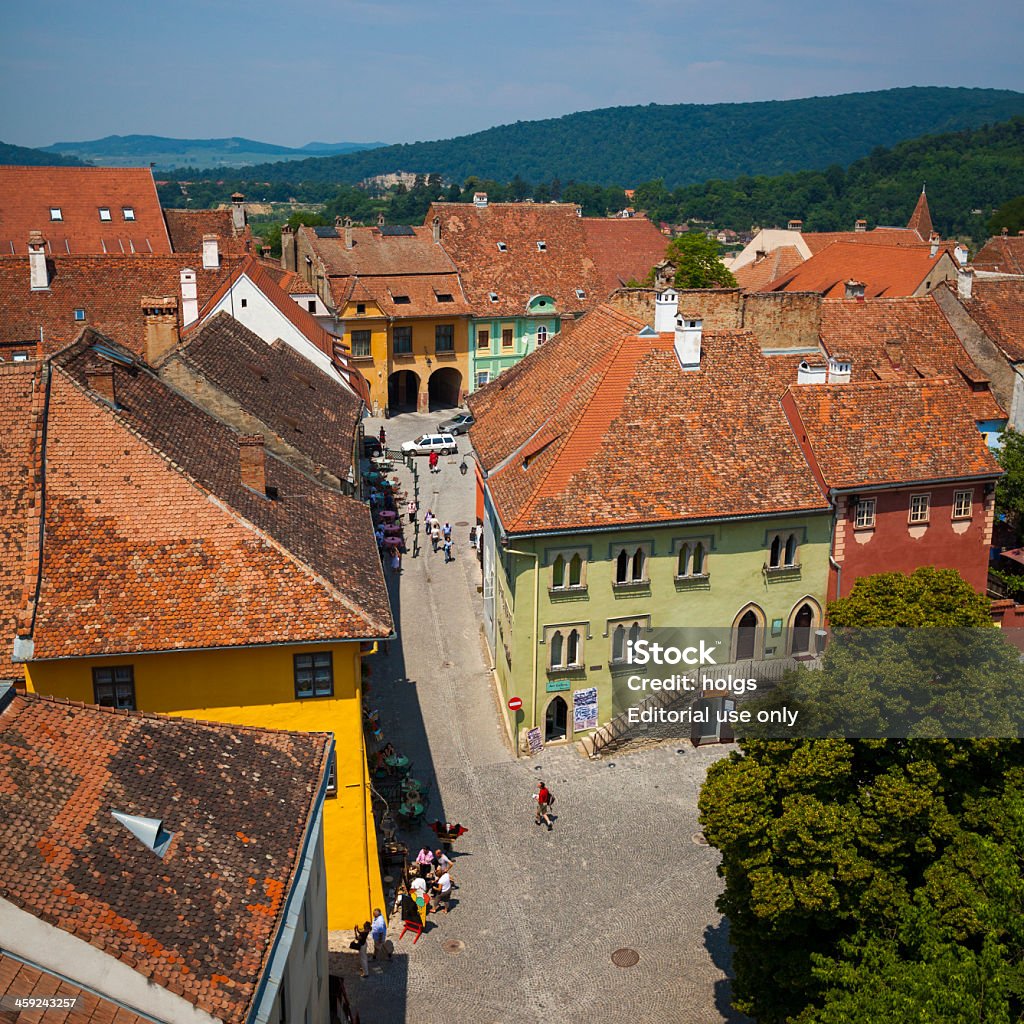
left=2, top=0, right=1023, bottom=149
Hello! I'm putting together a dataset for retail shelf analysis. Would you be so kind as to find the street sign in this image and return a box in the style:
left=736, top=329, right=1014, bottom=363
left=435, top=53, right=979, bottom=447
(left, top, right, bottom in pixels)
left=507, top=696, right=523, bottom=712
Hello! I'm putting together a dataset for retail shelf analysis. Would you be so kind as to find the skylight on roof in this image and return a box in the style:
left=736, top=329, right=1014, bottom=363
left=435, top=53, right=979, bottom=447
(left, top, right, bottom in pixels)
left=74, top=308, right=86, bottom=321
left=436, top=293, right=454, bottom=302
left=537, top=241, right=547, bottom=251
left=393, top=295, right=411, bottom=304
left=122, top=206, right=135, bottom=221
left=49, top=208, right=62, bottom=221
left=489, top=291, right=499, bottom=302
left=98, top=207, right=112, bottom=222
left=497, top=242, right=507, bottom=252
left=575, top=288, right=586, bottom=300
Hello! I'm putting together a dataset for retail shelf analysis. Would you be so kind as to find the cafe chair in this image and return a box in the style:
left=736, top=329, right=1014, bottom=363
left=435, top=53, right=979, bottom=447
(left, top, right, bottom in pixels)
left=398, top=919, right=423, bottom=943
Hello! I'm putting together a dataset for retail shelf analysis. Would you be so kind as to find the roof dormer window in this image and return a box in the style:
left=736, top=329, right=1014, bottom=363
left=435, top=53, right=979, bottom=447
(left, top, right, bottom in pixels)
left=497, top=242, right=507, bottom=252
left=49, top=208, right=62, bottom=221
left=74, top=308, right=86, bottom=321
left=575, top=288, right=586, bottom=300
left=537, top=241, right=547, bottom=251
left=489, top=291, right=499, bottom=303
left=436, top=293, right=454, bottom=303
left=122, top=206, right=136, bottom=221
left=392, top=295, right=411, bottom=304
left=98, top=207, right=112, bottom=222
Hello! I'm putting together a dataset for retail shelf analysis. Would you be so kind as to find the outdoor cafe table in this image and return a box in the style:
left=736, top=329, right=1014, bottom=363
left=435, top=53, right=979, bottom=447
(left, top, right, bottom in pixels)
left=386, top=755, right=410, bottom=770
left=384, top=525, right=402, bottom=535
left=379, top=510, right=398, bottom=521
left=399, top=801, right=424, bottom=818
left=383, top=537, right=402, bottom=548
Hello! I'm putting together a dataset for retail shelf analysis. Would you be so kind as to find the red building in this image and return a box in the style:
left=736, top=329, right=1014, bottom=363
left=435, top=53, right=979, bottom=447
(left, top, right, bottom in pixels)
left=782, top=378, right=1001, bottom=602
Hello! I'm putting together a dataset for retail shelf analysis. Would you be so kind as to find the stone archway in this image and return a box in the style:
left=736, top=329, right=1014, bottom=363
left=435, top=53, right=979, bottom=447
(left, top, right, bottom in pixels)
left=732, top=603, right=766, bottom=661
left=788, top=597, right=822, bottom=655
left=544, top=696, right=568, bottom=742
left=387, top=369, right=420, bottom=414
left=428, top=367, right=463, bottom=410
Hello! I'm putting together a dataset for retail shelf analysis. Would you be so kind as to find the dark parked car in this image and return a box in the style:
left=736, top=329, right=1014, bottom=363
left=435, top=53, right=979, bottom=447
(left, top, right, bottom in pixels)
left=437, top=412, right=475, bottom=435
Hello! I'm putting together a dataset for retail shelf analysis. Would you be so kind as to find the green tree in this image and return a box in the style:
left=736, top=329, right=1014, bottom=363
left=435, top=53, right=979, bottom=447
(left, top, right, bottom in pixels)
left=656, top=233, right=737, bottom=288
left=987, top=195, right=1024, bottom=235
left=996, top=428, right=1024, bottom=541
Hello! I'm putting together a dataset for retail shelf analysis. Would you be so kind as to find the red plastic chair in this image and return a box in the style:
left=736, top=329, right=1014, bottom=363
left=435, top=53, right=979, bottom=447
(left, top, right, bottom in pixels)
left=398, top=919, right=423, bottom=943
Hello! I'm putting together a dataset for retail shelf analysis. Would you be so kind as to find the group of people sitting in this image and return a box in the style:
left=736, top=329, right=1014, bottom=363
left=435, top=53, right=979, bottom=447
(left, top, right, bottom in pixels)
left=393, top=844, right=455, bottom=926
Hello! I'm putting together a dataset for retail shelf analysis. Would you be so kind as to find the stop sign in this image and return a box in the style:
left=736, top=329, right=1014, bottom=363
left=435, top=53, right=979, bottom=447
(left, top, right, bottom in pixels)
left=507, top=696, right=523, bottom=712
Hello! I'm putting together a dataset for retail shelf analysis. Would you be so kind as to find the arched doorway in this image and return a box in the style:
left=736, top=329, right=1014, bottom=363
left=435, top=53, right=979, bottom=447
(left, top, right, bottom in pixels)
left=545, top=696, right=568, bottom=742
left=788, top=598, right=821, bottom=655
left=387, top=369, right=419, bottom=414
left=428, top=367, right=462, bottom=410
left=732, top=604, right=765, bottom=661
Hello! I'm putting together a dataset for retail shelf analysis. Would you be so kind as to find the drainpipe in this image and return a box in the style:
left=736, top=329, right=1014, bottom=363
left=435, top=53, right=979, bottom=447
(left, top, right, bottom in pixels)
left=502, top=543, right=540, bottom=746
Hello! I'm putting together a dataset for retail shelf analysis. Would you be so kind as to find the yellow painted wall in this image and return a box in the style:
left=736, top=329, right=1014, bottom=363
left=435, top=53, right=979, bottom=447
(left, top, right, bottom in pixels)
left=25, top=642, right=384, bottom=931
left=387, top=318, right=470, bottom=412
left=341, top=299, right=389, bottom=416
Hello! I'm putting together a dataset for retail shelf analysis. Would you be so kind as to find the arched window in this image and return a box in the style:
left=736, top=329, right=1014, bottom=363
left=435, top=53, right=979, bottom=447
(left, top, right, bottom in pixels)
left=631, top=548, right=644, bottom=581
left=612, top=624, right=626, bottom=662
left=616, top=549, right=629, bottom=584
left=784, top=534, right=798, bottom=566
left=769, top=535, right=782, bottom=568
left=737, top=610, right=759, bottom=660
left=552, top=554, right=566, bottom=589
left=537, top=325, right=548, bottom=345
left=568, top=553, right=582, bottom=587
left=692, top=542, right=705, bottom=575
left=792, top=603, right=814, bottom=654
left=628, top=621, right=642, bottom=646
left=566, top=629, right=580, bottom=666
left=550, top=630, right=564, bottom=668
left=678, top=544, right=690, bottom=578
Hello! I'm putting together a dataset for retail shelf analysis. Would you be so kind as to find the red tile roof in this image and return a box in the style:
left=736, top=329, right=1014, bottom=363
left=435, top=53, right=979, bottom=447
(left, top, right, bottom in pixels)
left=952, top=277, right=1024, bottom=363
left=258, top=261, right=318, bottom=296
left=818, top=296, right=1006, bottom=422
left=163, top=208, right=253, bottom=255
left=21, top=332, right=391, bottom=659
left=0, top=689, right=330, bottom=1024
left=761, top=241, right=956, bottom=297
left=0, top=167, right=171, bottom=255
left=786, top=378, right=1000, bottom=490
left=468, top=304, right=829, bottom=534
left=305, top=224, right=457, bottom=277
left=802, top=228, right=927, bottom=254
left=973, top=235, right=1024, bottom=275
left=0, top=363, right=43, bottom=683
left=579, top=216, right=667, bottom=295
left=906, top=189, right=934, bottom=240
left=0, top=953, right=145, bottom=1024
left=733, top=246, right=805, bottom=291
left=0, top=254, right=243, bottom=356
left=327, top=271, right=472, bottom=319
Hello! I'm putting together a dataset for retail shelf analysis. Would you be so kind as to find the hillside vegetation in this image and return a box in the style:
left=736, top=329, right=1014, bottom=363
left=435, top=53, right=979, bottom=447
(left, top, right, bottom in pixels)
left=0, top=140, right=86, bottom=166
left=176, top=87, right=1024, bottom=188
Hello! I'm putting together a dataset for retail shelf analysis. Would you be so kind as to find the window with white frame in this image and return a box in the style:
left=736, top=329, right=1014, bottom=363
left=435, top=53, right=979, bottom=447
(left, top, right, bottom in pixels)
left=768, top=532, right=799, bottom=569
left=909, top=494, right=930, bottom=524
left=614, top=545, right=648, bottom=585
left=98, top=207, right=112, bottom=222
left=475, top=370, right=490, bottom=389
left=122, top=206, right=136, bottom=221
left=953, top=490, right=973, bottom=519
left=536, top=241, right=547, bottom=251
left=854, top=498, right=876, bottom=529
left=49, top=207, right=62, bottom=221
left=550, top=549, right=586, bottom=591
left=676, top=539, right=709, bottom=578
left=536, top=325, right=548, bottom=345
left=609, top=617, right=649, bottom=663
left=548, top=625, right=584, bottom=670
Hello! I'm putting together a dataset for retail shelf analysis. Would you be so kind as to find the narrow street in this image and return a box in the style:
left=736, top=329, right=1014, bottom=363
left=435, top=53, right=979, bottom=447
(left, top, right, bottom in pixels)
left=334, top=412, right=746, bottom=1024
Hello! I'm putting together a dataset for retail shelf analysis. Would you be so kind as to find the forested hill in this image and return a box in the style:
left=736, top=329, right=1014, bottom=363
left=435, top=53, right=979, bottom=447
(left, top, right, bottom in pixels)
left=640, top=117, right=1024, bottom=237
left=0, top=140, right=86, bottom=166
left=177, top=87, right=1024, bottom=188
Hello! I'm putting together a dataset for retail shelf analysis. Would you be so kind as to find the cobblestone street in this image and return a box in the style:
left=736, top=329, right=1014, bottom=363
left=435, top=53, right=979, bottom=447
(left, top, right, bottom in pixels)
left=333, top=412, right=746, bottom=1024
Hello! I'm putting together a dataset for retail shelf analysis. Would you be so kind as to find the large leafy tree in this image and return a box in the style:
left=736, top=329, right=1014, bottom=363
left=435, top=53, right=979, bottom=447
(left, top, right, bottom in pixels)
left=996, top=428, right=1024, bottom=542
left=655, top=232, right=737, bottom=289
left=700, top=569, right=1024, bottom=1024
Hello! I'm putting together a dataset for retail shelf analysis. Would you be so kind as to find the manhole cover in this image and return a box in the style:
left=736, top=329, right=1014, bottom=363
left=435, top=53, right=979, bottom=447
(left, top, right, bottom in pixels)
left=442, top=939, right=465, bottom=955
left=454, top=520, right=469, bottom=526
left=611, top=947, right=640, bottom=968
left=692, top=831, right=709, bottom=846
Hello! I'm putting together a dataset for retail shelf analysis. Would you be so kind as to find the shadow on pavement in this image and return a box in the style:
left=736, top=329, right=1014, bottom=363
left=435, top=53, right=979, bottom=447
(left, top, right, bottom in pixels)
left=704, top=918, right=750, bottom=1023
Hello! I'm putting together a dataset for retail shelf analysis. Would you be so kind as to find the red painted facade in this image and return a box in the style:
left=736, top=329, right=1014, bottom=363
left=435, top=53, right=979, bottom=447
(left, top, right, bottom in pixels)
left=830, top=484, right=994, bottom=602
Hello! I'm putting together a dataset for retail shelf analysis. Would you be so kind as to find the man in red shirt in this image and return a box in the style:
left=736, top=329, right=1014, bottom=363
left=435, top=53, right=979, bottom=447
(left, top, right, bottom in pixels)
left=535, top=781, right=554, bottom=830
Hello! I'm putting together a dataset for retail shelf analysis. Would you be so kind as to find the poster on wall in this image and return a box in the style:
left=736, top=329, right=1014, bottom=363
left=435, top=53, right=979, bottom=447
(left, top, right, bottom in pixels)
left=526, top=727, right=543, bottom=754
left=573, top=687, right=599, bottom=731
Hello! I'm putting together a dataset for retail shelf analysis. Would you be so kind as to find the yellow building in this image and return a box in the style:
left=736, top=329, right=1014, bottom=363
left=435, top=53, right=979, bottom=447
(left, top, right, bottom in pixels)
left=4, top=332, right=393, bottom=931
left=287, top=220, right=472, bottom=416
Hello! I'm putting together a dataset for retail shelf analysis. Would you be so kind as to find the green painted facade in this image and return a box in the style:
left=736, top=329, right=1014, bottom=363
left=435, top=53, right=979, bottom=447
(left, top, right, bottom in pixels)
left=470, top=295, right=561, bottom=391
left=491, top=513, right=831, bottom=745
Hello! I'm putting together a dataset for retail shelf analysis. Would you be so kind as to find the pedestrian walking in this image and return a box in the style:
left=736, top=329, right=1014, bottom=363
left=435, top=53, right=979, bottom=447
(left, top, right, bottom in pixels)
left=442, top=522, right=452, bottom=543
left=534, top=781, right=554, bottom=830
left=378, top=426, right=386, bottom=448
left=350, top=921, right=371, bottom=977
left=407, top=499, right=417, bottom=524
left=443, top=537, right=453, bottom=563
left=371, top=908, right=391, bottom=961
left=390, top=550, right=402, bottom=574
left=428, top=450, right=439, bottom=474
left=431, top=520, right=441, bottom=552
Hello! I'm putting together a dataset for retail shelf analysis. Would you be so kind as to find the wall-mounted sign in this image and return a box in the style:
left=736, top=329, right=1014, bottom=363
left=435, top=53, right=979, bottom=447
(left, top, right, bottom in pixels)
left=546, top=678, right=571, bottom=692
left=573, top=687, right=599, bottom=731
left=771, top=618, right=784, bottom=636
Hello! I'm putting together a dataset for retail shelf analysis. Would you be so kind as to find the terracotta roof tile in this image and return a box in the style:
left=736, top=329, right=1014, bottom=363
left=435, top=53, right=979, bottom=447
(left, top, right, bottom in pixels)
left=905, top=189, right=934, bottom=240
left=733, top=246, right=805, bottom=291
left=0, top=167, right=171, bottom=256
left=818, top=296, right=1006, bottom=422
left=579, top=217, right=667, bottom=295
left=786, top=378, right=1000, bottom=490
left=801, top=228, right=927, bottom=254
left=0, top=691, right=330, bottom=1024
left=953, top=277, right=1024, bottom=362
left=973, top=235, right=1024, bottom=275
left=304, top=224, right=456, bottom=277
left=469, top=304, right=828, bottom=534
left=761, top=241, right=955, bottom=297
left=163, top=209, right=253, bottom=255
left=328, top=272, right=472, bottom=319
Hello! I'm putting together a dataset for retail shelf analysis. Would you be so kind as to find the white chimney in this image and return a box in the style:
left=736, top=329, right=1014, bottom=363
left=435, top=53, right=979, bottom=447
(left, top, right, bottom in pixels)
left=954, top=243, right=968, bottom=267
left=844, top=280, right=866, bottom=301
left=432, top=216, right=441, bottom=244
left=575, top=205, right=582, bottom=218
left=473, top=192, right=488, bottom=208
left=344, top=216, right=353, bottom=250
left=231, top=192, right=246, bottom=232
left=957, top=266, right=974, bottom=301
left=929, top=232, right=940, bottom=258
left=202, top=233, right=220, bottom=269
left=797, top=359, right=828, bottom=385
left=787, top=219, right=803, bottom=231
left=854, top=219, right=867, bottom=232
left=674, top=313, right=702, bottom=371
left=28, top=231, right=49, bottom=291
left=180, top=268, right=198, bottom=325
left=827, top=356, right=851, bottom=383
left=655, top=289, right=679, bottom=332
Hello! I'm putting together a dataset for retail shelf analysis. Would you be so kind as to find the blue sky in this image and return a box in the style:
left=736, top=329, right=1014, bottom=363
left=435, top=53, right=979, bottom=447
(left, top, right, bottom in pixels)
left=2, top=0, right=1023, bottom=148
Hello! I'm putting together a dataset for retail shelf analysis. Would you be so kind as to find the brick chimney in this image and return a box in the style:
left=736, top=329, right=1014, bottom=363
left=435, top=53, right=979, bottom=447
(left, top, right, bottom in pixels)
left=28, top=231, right=49, bottom=290
left=655, top=289, right=679, bottom=332
left=432, top=216, right=441, bottom=244
left=281, top=225, right=296, bottom=272
left=202, top=234, right=220, bottom=270
left=85, top=365, right=116, bottom=406
left=230, top=192, right=247, bottom=232
left=344, top=217, right=353, bottom=250
left=957, top=266, right=974, bottom=301
left=239, top=434, right=267, bottom=493
left=854, top=219, right=867, bottom=232
left=674, top=313, right=702, bottom=371
left=141, top=296, right=180, bottom=365
left=884, top=338, right=902, bottom=367
left=180, top=268, right=198, bottom=325
left=844, top=280, right=866, bottom=301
